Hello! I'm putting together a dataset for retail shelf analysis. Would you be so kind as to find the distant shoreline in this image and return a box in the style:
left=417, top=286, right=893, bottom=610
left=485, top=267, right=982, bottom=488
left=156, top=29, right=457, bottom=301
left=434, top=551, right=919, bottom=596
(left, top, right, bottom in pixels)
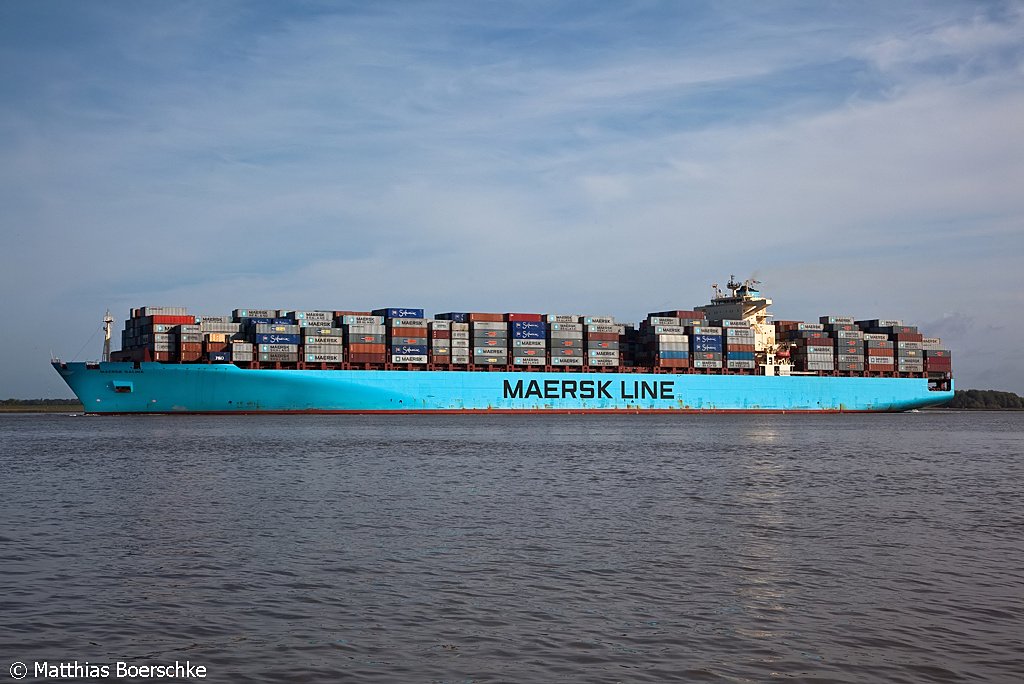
left=0, top=403, right=84, bottom=413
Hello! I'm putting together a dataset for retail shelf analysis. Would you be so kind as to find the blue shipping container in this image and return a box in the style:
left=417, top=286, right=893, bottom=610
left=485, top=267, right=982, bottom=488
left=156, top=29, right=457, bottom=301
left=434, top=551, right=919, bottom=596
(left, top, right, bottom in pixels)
left=658, top=351, right=690, bottom=359
left=209, top=352, right=231, bottom=363
left=374, top=308, right=425, bottom=319
left=390, top=344, right=428, bottom=355
left=727, top=351, right=755, bottom=360
left=244, top=317, right=294, bottom=326
left=511, top=321, right=547, bottom=333
left=691, top=336, right=723, bottom=352
left=255, top=333, right=300, bottom=345
left=435, top=312, right=469, bottom=322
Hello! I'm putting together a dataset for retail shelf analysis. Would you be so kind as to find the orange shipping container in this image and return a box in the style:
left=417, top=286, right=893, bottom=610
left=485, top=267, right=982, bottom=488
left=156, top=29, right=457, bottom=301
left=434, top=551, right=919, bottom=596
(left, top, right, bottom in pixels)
left=348, top=343, right=387, bottom=354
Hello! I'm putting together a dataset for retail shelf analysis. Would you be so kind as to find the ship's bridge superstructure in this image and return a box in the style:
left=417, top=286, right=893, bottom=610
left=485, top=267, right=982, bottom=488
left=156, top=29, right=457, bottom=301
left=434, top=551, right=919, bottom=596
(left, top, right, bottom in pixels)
left=697, top=276, right=786, bottom=374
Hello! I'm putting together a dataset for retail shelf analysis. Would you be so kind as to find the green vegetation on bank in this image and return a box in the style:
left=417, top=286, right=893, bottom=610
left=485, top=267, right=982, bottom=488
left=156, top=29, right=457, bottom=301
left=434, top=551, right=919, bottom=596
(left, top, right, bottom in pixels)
left=944, top=389, right=1024, bottom=410
left=1, top=398, right=84, bottom=412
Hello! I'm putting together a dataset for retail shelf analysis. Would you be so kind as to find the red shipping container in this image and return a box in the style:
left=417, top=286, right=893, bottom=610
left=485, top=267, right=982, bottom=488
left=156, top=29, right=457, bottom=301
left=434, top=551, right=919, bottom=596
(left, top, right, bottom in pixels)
left=655, top=358, right=690, bottom=368
left=179, top=343, right=203, bottom=352
left=431, top=330, right=451, bottom=339
left=868, top=348, right=895, bottom=357
left=724, top=343, right=755, bottom=352
left=926, top=358, right=952, bottom=368
left=150, top=315, right=195, bottom=325
left=334, top=311, right=374, bottom=317
left=348, top=353, right=386, bottom=363
left=586, top=332, right=619, bottom=341
left=865, top=363, right=895, bottom=371
left=506, top=313, right=544, bottom=322
left=892, top=333, right=924, bottom=342
left=468, top=313, right=505, bottom=322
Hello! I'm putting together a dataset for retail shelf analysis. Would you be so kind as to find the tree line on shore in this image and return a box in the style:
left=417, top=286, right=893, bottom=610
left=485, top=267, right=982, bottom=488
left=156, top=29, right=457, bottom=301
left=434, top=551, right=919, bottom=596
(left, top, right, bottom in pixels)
left=944, top=389, right=1024, bottom=409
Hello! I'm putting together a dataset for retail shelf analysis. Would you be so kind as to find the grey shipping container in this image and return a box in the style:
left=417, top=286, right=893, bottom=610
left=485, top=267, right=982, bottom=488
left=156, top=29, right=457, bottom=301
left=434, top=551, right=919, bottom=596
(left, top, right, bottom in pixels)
left=305, top=344, right=344, bottom=354
left=260, top=344, right=299, bottom=353
left=471, top=321, right=506, bottom=331
left=259, top=352, right=298, bottom=362
left=549, top=330, right=584, bottom=339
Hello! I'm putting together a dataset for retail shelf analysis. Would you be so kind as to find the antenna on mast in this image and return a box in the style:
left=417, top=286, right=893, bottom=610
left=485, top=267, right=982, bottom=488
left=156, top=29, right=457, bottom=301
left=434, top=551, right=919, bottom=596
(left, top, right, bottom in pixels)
left=102, top=310, right=114, bottom=362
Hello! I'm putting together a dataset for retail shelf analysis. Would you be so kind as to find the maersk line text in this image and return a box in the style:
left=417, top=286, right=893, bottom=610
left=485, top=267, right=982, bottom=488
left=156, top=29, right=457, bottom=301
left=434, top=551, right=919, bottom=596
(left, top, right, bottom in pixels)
left=503, top=379, right=675, bottom=400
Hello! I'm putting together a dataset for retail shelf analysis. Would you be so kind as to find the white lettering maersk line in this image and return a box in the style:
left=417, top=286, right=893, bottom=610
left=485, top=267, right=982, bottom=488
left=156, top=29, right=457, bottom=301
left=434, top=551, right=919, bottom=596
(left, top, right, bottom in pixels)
left=52, top=279, right=954, bottom=413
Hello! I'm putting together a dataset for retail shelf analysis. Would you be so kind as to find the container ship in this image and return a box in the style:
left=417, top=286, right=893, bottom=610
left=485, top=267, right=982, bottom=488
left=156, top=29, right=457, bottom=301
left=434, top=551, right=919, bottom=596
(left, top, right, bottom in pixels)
left=52, top=278, right=954, bottom=413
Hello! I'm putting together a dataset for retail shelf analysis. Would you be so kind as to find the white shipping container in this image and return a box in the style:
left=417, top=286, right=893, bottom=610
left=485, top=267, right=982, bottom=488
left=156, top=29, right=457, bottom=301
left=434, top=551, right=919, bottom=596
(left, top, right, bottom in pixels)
left=512, top=357, right=545, bottom=366
left=550, top=357, right=583, bottom=366
left=392, top=355, right=428, bottom=364
left=342, top=315, right=384, bottom=325
left=512, top=339, right=546, bottom=348
left=306, top=353, right=343, bottom=363
left=648, top=317, right=680, bottom=326
left=587, top=324, right=625, bottom=334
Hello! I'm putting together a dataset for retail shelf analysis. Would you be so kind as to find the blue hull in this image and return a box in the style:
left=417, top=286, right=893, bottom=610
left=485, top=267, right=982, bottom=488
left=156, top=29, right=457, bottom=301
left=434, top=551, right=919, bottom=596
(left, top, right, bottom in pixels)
left=53, top=362, right=953, bottom=413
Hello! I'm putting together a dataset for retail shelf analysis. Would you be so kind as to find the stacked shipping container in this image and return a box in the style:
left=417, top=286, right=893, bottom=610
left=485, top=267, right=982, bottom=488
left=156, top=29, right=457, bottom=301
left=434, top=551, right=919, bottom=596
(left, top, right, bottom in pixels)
left=111, top=304, right=947, bottom=381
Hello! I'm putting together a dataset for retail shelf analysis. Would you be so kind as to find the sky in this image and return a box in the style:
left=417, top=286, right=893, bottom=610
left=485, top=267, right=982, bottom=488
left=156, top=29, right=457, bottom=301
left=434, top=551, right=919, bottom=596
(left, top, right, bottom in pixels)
left=1, top=0, right=1023, bottom=398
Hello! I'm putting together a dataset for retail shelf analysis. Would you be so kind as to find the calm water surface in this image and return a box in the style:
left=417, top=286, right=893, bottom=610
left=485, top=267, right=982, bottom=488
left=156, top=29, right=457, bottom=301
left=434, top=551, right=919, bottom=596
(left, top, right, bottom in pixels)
left=2, top=412, right=1022, bottom=682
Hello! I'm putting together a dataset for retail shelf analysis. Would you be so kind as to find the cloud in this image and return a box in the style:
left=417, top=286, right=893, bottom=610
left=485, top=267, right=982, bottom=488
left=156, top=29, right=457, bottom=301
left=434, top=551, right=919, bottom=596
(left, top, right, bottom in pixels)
left=2, top=1, right=1023, bottom=395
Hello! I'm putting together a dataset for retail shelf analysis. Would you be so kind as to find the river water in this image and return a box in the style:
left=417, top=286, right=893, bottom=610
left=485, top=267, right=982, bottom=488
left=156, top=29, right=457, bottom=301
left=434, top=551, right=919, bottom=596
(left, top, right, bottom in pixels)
left=2, top=412, right=1022, bottom=682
